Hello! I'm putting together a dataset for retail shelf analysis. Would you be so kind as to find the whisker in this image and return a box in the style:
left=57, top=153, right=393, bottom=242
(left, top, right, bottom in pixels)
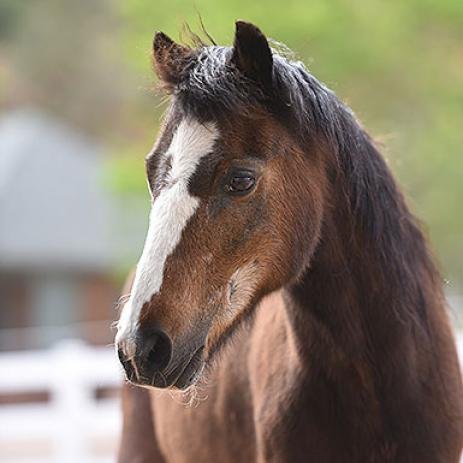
left=114, top=293, right=131, bottom=313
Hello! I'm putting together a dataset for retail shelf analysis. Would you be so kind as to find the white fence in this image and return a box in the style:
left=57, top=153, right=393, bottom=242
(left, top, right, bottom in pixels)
left=0, top=340, right=123, bottom=463
left=0, top=336, right=462, bottom=463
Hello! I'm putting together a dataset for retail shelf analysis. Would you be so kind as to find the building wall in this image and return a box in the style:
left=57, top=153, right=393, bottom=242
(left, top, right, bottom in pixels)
left=0, top=271, right=118, bottom=351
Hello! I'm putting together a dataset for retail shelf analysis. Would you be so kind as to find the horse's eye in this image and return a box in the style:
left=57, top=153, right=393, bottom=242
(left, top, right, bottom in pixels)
left=228, top=175, right=255, bottom=194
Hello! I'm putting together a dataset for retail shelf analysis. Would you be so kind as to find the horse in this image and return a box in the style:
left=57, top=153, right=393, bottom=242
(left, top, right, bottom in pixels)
left=115, top=21, right=463, bottom=463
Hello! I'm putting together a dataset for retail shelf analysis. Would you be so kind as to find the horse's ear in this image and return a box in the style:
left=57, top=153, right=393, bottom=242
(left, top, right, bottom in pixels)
left=153, top=32, right=192, bottom=88
left=230, top=21, right=273, bottom=87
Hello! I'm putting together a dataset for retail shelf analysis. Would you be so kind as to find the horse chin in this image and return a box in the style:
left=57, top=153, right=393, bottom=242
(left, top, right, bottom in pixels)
left=171, top=346, right=205, bottom=390
left=123, top=345, right=205, bottom=390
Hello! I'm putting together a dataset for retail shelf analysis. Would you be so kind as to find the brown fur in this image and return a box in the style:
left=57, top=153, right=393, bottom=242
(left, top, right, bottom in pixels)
left=117, top=22, right=463, bottom=463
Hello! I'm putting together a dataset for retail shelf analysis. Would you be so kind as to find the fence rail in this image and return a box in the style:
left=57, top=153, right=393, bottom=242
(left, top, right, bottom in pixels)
left=0, top=335, right=462, bottom=462
left=0, top=340, right=122, bottom=463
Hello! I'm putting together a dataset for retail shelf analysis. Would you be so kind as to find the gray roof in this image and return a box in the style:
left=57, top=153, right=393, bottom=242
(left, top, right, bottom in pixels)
left=0, top=109, right=132, bottom=271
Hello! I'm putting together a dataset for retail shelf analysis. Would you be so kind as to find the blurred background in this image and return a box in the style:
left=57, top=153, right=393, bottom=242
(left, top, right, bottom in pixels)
left=0, top=0, right=462, bottom=461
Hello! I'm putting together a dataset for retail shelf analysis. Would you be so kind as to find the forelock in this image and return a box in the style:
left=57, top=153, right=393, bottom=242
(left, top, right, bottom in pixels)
left=174, top=46, right=263, bottom=120
left=169, top=43, right=359, bottom=152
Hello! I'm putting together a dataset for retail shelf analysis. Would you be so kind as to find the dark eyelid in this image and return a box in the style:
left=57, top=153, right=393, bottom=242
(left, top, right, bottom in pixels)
left=229, top=168, right=256, bottom=177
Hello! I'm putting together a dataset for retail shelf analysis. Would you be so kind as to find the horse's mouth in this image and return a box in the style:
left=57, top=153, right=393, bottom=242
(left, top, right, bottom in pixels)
left=172, top=346, right=205, bottom=390
left=122, top=344, right=205, bottom=390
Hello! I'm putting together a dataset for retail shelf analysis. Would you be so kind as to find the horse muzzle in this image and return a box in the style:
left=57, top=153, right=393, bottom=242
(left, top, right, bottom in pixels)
left=116, top=328, right=205, bottom=390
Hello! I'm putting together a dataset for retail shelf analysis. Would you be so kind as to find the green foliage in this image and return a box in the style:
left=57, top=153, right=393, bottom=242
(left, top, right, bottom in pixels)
left=103, top=150, right=147, bottom=196
left=112, top=0, right=463, bottom=287
left=0, top=0, right=27, bottom=41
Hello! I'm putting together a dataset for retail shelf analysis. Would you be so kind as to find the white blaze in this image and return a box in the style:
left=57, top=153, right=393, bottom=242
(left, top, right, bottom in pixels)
left=116, top=118, right=219, bottom=343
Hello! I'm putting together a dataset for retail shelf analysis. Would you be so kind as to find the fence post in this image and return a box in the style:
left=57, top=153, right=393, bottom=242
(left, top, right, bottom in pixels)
left=50, top=339, right=94, bottom=463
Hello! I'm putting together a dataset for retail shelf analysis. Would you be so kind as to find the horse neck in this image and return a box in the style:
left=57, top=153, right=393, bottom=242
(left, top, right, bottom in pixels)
left=282, top=135, right=445, bottom=379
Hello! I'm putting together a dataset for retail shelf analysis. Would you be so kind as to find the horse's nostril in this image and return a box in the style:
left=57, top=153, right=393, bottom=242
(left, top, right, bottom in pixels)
left=117, top=346, right=136, bottom=380
left=139, top=329, right=172, bottom=373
